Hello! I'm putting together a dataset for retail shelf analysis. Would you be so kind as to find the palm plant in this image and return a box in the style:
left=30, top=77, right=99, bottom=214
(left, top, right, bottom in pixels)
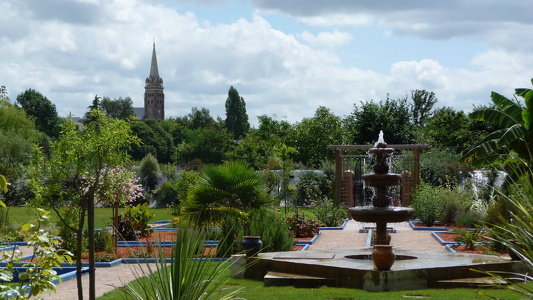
left=120, top=220, right=242, bottom=300
left=461, top=79, right=533, bottom=167
left=183, top=161, right=269, bottom=227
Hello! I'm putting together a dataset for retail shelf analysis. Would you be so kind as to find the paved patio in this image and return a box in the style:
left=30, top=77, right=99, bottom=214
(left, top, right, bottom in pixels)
left=39, top=220, right=446, bottom=299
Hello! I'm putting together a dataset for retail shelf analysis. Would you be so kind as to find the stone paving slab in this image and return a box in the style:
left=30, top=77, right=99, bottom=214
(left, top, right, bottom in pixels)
left=43, top=264, right=156, bottom=300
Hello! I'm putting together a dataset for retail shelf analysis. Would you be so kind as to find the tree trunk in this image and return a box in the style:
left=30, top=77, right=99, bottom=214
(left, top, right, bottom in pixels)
left=113, top=203, right=118, bottom=248
left=88, top=195, right=95, bottom=300
left=75, top=209, right=86, bottom=300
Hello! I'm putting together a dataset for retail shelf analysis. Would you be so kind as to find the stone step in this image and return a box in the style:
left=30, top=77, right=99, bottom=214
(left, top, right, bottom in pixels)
left=264, top=271, right=335, bottom=288
left=433, top=276, right=507, bottom=289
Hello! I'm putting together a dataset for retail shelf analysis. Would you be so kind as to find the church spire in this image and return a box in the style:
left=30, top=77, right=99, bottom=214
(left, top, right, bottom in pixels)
left=149, top=42, right=160, bottom=80
left=144, top=42, right=164, bottom=121
left=145, top=42, right=163, bottom=88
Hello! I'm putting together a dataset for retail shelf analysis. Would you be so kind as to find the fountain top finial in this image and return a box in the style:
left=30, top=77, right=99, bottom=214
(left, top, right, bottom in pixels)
left=375, top=130, right=387, bottom=148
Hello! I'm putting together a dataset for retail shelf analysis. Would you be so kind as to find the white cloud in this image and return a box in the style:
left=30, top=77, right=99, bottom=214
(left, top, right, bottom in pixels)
left=297, top=13, right=373, bottom=28
left=1, top=0, right=532, bottom=128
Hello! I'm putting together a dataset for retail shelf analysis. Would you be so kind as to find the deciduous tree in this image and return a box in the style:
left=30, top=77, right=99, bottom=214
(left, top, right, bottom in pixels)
left=0, top=99, right=41, bottom=180
left=288, top=106, right=344, bottom=167
left=100, top=96, right=136, bottom=119
left=344, top=97, right=414, bottom=145
left=15, top=88, right=61, bottom=138
left=410, top=89, right=437, bottom=126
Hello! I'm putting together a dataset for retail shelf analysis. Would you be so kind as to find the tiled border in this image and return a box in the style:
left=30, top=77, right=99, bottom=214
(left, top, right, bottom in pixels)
left=408, top=219, right=449, bottom=231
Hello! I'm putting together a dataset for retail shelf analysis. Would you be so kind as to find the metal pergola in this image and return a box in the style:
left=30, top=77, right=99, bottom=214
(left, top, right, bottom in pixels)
left=327, top=144, right=429, bottom=208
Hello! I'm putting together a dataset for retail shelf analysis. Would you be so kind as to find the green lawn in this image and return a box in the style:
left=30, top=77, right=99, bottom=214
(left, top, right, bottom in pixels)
left=97, top=266, right=530, bottom=300
left=5, top=206, right=173, bottom=229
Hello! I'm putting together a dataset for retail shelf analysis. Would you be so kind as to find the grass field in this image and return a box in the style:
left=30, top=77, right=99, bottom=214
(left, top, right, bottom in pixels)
left=4, top=206, right=173, bottom=229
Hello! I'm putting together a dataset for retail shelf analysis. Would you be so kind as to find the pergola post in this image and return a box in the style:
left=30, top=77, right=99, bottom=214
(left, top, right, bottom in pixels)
left=334, top=148, right=342, bottom=205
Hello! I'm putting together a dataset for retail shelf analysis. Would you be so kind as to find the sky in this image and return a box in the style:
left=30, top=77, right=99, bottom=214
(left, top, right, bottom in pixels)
left=1, top=0, right=533, bottom=127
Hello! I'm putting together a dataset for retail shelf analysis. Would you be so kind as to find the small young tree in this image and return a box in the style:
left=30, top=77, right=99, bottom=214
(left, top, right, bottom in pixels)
left=92, top=166, right=143, bottom=247
left=30, top=110, right=138, bottom=300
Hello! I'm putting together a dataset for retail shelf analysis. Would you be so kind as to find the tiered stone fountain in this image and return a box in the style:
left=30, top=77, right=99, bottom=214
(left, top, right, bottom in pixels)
left=232, top=131, right=524, bottom=291
left=348, top=131, right=414, bottom=245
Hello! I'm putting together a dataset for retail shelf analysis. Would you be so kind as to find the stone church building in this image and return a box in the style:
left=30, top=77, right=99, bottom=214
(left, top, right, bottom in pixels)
left=134, top=43, right=165, bottom=121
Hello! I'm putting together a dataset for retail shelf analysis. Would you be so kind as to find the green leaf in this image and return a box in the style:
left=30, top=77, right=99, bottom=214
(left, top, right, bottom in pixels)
left=0, top=269, right=13, bottom=281
left=523, top=109, right=532, bottom=130
left=18, top=272, right=29, bottom=281
left=21, top=223, right=32, bottom=231
left=0, top=175, right=7, bottom=193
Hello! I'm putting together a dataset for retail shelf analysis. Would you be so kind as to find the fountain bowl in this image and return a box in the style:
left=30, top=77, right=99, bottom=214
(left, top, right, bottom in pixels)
left=361, top=173, right=401, bottom=187
left=349, top=207, right=414, bottom=223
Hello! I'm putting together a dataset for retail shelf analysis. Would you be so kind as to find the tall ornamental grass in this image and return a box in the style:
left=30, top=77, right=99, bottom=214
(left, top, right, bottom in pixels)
left=120, top=221, right=242, bottom=300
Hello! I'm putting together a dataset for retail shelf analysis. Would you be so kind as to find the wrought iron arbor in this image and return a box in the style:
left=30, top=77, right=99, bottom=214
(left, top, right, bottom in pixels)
left=327, top=144, right=429, bottom=208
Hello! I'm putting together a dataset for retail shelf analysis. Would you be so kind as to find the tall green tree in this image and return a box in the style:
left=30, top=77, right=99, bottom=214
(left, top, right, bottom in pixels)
left=344, top=96, right=414, bottom=145
left=177, top=127, right=233, bottom=165
left=461, top=79, right=533, bottom=167
left=139, top=153, right=161, bottom=191
left=255, top=114, right=291, bottom=144
left=84, top=95, right=101, bottom=124
left=15, top=88, right=61, bottom=138
left=0, top=99, right=41, bottom=180
left=100, top=96, right=135, bottom=119
left=225, top=86, right=250, bottom=139
left=410, top=89, right=437, bottom=126
left=30, top=110, right=138, bottom=299
left=288, top=106, right=344, bottom=167
left=0, top=85, right=7, bottom=100
left=129, top=120, right=175, bottom=164
left=419, top=107, right=474, bottom=153
left=227, top=115, right=291, bottom=169
left=187, top=107, right=218, bottom=130
left=144, top=119, right=175, bottom=163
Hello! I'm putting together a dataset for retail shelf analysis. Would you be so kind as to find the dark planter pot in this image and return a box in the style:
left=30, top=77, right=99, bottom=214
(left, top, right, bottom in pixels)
left=242, top=236, right=263, bottom=257
left=372, top=244, right=396, bottom=271
left=507, top=240, right=522, bottom=261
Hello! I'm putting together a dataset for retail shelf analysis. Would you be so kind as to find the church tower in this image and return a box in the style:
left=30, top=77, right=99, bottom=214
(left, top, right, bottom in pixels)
left=144, top=43, right=164, bottom=121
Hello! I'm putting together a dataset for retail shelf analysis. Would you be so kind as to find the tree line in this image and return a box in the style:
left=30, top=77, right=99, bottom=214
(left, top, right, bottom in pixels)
left=1, top=86, right=499, bottom=181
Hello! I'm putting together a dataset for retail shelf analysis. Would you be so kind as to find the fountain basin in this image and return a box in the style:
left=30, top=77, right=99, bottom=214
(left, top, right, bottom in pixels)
left=361, top=173, right=401, bottom=187
left=349, top=207, right=414, bottom=223
left=232, top=248, right=526, bottom=291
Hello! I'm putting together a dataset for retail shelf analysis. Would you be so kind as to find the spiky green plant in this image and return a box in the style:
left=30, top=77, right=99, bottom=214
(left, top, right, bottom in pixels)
left=120, top=221, right=242, bottom=300
left=488, top=171, right=533, bottom=267
left=481, top=164, right=533, bottom=297
left=183, top=161, right=269, bottom=227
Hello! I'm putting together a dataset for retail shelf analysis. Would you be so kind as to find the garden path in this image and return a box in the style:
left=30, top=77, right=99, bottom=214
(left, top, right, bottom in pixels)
left=41, top=220, right=444, bottom=299
left=308, top=220, right=446, bottom=252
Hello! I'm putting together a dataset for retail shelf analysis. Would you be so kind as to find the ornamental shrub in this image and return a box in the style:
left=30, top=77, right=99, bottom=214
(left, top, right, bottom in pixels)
left=314, top=198, right=347, bottom=227
left=94, top=229, right=114, bottom=253
left=411, top=182, right=445, bottom=227
left=284, top=213, right=320, bottom=238
left=296, top=171, right=331, bottom=206
left=249, top=207, right=294, bottom=252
